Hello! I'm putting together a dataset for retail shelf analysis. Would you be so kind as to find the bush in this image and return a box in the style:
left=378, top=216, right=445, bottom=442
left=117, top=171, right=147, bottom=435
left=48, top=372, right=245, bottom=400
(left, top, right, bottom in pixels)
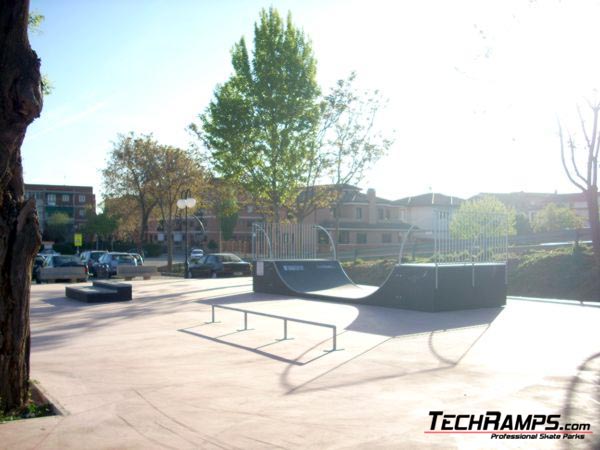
left=143, top=243, right=164, bottom=257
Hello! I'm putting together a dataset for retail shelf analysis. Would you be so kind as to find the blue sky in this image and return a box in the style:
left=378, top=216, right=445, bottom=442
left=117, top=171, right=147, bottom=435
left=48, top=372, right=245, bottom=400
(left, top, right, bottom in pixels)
left=24, top=0, right=600, bottom=204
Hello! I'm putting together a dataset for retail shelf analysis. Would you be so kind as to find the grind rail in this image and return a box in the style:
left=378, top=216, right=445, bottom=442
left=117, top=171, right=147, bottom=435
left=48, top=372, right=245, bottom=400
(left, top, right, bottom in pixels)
left=208, top=304, right=338, bottom=352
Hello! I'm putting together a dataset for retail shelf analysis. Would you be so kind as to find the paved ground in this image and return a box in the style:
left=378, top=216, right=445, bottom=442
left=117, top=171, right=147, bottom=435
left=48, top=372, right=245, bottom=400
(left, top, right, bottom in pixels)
left=1, top=278, right=598, bottom=449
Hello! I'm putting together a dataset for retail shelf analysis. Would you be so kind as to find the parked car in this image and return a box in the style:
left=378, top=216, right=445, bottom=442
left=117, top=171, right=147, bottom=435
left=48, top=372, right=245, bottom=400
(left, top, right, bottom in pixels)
left=80, top=250, right=108, bottom=277
left=96, top=252, right=138, bottom=278
left=35, top=255, right=88, bottom=284
left=190, top=248, right=204, bottom=259
left=128, top=253, right=144, bottom=266
left=189, top=253, right=251, bottom=278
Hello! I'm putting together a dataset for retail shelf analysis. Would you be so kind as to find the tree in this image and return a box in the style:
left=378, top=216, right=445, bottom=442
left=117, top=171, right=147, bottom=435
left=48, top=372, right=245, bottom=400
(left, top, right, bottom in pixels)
left=215, top=189, right=240, bottom=241
left=515, top=212, right=532, bottom=235
left=102, top=133, right=160, bottom=249
left=151, top=146, right=204, bottom=270
left=323, top=73, right=393, bottom=239
left=195, top=8, right=321, bottom=221
left=559, top=102, right=600, bottom=264
left=532, top=203, right=584, bottom=233
left=450, top=196, right=516, bottom=240
left=0, top=1, right=43, bottom=414
left=81, top=209, right=118, bottom=249
left=44, top=212, right=71, bottom=243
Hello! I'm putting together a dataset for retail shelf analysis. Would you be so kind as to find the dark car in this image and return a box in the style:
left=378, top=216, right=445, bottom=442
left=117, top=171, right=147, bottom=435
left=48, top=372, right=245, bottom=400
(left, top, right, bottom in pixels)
left=35, top=255, right=88, bottom=284
left=80, top=250, right=108, bottom=277
left=96, top=252, right=137, bottom=278
left=189, top=253, right=251, bottom=278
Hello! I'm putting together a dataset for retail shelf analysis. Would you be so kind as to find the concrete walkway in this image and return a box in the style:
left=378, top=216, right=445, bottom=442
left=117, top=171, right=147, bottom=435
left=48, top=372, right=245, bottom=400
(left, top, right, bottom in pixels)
left=0, top=278, right=598, bottom=449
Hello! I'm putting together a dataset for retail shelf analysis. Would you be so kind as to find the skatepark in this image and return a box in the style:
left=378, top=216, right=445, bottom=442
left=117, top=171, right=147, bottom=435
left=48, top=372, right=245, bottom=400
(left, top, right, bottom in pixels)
left=0, top=275, right=598, bottom=449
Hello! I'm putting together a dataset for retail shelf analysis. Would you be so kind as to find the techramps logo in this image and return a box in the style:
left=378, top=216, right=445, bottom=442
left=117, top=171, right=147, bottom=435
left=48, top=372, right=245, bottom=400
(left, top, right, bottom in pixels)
left=425, top=411, right=593, bottom=441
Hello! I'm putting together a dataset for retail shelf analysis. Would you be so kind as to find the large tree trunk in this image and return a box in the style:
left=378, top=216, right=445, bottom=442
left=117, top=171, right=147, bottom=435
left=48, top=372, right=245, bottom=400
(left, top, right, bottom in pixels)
left=0, top=0, right=43, bottom=414
left=585, top=187, right=600, bottom=266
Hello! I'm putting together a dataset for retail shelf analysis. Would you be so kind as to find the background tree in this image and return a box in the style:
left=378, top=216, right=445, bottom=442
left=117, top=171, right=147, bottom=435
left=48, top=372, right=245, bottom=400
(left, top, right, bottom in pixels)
left=323, top=73, right=393, bottom=240
left=81, top=208, right=118, bottom=249
left=44, top=212, right=71, bottom=243
left=0, top=0, right=43, bottom=414
left=532, top=203, right=584, bottom=233
left=103, top=195, right=143, bottom=243
left=102, top=133, right=160, bottom=249
left=515, top=212, right=532, bottom=235
left=214, top=188, right=240, bottom=241
left=559, top=101, right=600, bottom=264
left=450, top=196, right=516, bottom=240
left=151, top=146, right=204, bottom=270
left=195, top=8, right=321, bottom=221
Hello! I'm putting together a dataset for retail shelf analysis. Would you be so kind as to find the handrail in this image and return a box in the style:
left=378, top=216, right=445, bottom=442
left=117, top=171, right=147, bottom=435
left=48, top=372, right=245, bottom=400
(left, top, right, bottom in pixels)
left=208, top=304, right=338, bottom=352
left=313, top=224, right=336, bottom=261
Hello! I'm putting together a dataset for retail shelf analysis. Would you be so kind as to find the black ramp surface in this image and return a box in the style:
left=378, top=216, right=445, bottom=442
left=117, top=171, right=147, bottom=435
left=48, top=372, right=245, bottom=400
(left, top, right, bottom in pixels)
left=253, top=260, right=507, bottom=312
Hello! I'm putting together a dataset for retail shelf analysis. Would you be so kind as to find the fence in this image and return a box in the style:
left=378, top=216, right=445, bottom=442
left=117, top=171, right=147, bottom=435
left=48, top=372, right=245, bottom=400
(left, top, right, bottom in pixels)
left=252, top=223, right=335, bottom=261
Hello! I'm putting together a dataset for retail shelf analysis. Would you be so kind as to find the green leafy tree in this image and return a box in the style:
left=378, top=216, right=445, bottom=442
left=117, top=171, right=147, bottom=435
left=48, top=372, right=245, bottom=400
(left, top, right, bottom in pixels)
left=82, top=208, right=118, bottom=248
left=45, top=212, right=72, bottom=243
left=515, top=212, right=532, bottom=235
left=450, top=196, right=516, bottom=240
left=532, top=203, right=584, bottom=233
left=215, top=190, right=240, bottom=241
left=322, top=73, right=393, bottom=238
left=102, top=133, right=160, bottom=248
left=194, top=8, right=321, bottom=221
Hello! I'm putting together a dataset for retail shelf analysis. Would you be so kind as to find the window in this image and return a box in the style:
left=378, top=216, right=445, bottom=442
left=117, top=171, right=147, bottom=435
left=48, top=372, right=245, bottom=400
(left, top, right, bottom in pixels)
left=79, top=209, right=85, bottom=217
left=378, top=208, right=384, bottom=220
left=62, top=194, right=70, bottom=202
left=357, top=233, right=367, bottom=244
left=338, top=231, right=349, bottom=244
left=382, top=233, right=392, bottom=243
left=79, top=195, right=86, bottom=202
left=385, top=209, right=391, bottom=220
left=47, top=194, right=56, bottom=205
left=247, top=205, right=254, bottom=213
left=355, top=208, right=363, bottom=219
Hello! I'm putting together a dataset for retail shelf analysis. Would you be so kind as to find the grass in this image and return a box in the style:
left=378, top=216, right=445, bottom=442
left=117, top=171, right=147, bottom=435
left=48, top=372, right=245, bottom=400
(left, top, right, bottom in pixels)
left=0, top=386, right=54, bottom=424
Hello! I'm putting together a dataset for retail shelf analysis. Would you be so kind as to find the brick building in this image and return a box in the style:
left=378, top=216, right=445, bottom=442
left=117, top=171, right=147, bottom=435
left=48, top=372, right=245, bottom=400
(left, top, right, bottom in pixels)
left=24, top=184, right=96, bottom=233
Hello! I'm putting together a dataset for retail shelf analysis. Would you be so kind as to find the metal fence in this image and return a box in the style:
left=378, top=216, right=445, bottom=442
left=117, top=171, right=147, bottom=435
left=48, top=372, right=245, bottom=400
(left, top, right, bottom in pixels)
left=252, top=223, right=336, bottom=261
left=433, top=210, right=508, bottom=264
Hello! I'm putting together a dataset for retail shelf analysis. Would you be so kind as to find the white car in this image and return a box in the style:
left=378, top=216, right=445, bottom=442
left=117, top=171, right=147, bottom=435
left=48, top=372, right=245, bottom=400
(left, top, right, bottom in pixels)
left=190, top=248, right=204, bottom=259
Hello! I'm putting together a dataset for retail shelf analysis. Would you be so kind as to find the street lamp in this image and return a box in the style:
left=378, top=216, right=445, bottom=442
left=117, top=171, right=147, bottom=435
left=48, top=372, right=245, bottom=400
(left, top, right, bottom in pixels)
left=177, top=190, right=196, bottom=278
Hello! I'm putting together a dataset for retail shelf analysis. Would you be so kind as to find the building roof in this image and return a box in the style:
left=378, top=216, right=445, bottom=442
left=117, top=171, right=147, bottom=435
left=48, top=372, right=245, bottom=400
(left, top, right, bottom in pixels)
left=25, top=183, right=94, bottom=193
left=392, top=193, right=464, bottom=207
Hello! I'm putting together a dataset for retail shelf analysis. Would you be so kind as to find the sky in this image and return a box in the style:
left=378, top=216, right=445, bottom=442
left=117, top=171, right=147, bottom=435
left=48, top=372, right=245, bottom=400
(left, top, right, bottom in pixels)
left=24, top=0, right=600, bottom=204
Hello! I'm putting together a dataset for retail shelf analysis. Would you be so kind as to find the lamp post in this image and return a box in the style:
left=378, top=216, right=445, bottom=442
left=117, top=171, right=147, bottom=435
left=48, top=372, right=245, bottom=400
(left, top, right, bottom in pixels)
left=177, top=190, right=196, bottom=279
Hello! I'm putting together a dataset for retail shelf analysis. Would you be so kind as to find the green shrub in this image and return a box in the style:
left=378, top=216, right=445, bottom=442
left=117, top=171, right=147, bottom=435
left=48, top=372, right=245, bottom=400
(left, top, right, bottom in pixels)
left=143, top=243, right=164, bottom=257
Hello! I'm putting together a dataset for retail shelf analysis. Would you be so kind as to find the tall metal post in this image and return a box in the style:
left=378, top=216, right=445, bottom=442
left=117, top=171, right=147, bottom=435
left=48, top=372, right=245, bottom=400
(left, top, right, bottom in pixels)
left=184, top=202, right=189, bottom=279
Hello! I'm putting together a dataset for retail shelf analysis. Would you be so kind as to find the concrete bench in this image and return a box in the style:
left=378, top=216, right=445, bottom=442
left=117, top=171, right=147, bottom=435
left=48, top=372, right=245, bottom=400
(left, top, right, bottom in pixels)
left=117, top=265, right=158, bottom=280
left=66, top=280, right=132, bottom=303
left=39, top=267, right=87, bottom=283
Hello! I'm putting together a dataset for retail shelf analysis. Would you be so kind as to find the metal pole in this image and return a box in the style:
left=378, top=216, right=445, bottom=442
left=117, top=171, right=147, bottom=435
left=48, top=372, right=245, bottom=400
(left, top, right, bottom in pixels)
left=184, top=204, right=189, bottom=278
left=399, top=224, right=417, bottom=264
left=211, top=304, right=215, bottom=323
left=333, top=327, right=337, bottom=351
left=284, top=319, right=288, bottom=340
left=244, top=311, right=248, bottom=330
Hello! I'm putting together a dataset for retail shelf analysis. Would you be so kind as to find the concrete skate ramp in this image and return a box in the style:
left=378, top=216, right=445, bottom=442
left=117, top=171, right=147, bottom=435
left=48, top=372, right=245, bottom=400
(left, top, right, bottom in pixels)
left=253, top=260, right=506, bottom=312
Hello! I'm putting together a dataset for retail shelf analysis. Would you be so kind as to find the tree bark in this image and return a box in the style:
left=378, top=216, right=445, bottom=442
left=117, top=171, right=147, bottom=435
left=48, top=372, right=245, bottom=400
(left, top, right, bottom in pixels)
left=0, top=0, right=43, bottom=413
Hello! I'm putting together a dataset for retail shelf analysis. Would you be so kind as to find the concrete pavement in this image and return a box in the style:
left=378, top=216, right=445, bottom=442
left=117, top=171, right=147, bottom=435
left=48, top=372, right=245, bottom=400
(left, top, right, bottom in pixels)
left=0, top=278, right=598, bottom=449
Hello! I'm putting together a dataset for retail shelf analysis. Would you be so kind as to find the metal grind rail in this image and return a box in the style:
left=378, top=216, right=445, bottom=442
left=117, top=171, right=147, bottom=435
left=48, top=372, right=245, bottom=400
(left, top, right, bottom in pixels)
left=208, top=304, right=339, bottom=352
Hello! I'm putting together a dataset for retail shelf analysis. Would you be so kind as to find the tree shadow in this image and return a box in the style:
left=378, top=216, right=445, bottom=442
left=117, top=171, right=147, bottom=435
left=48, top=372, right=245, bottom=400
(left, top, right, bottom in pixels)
left=561, top=351, right=600, bottom=449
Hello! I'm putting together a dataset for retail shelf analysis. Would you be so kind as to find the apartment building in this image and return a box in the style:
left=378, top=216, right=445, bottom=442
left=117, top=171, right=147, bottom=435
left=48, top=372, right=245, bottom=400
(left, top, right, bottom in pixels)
left=24, top=184, right=96, bottom=233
